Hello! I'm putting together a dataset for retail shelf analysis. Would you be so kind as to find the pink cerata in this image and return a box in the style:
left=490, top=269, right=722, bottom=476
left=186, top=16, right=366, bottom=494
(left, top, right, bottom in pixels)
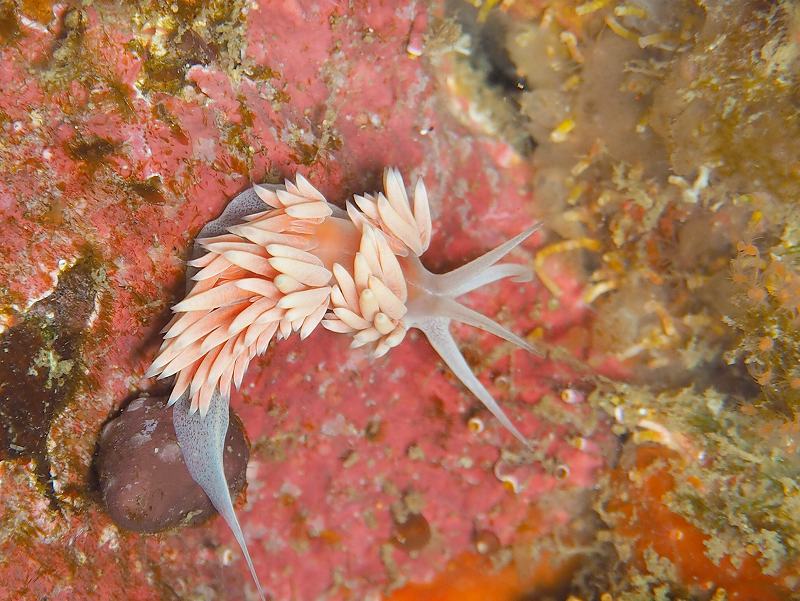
left=147, top=167, right=541, bottom=598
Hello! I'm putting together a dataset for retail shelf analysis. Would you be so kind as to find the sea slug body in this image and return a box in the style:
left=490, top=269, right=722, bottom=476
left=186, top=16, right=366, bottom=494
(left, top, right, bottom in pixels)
left=147, top=167, right=540, bottom=598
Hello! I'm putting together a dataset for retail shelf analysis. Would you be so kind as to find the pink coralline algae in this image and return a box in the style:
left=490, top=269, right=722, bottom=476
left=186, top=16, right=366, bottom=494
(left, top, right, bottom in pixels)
left=0, top=2, right=610, bottom=600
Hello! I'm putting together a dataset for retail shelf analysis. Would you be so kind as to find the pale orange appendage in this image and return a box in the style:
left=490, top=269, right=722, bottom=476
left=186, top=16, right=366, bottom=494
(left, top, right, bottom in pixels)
left=150, top=198, right=365, bottom=415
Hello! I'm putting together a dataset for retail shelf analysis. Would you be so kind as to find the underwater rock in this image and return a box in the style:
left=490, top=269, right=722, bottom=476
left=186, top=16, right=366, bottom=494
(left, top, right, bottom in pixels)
left=95, top=394, right=249, bottom=532
left=0, top=1, right=609, bottom=597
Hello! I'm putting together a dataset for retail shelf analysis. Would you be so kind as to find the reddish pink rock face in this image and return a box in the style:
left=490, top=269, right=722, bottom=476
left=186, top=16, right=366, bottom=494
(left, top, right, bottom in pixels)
left=0, top=2, right=611, bottom=599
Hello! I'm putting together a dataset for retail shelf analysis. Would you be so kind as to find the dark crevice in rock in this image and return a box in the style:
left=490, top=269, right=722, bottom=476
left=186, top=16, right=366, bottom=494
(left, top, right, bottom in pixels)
left=444, top=0, right=537, bottom=156
left=0, top=255, right=100, bottom=505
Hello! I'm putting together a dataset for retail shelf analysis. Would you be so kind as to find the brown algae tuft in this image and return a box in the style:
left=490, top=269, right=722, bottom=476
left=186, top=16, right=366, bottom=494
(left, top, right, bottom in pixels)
left=0, top=257, right=100, bottom=498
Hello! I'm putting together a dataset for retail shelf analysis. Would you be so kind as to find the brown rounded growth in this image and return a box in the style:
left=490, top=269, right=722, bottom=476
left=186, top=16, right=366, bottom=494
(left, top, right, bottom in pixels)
left=473, top=528, right=501, bottom=555
left=95, top=394, right=249, bottom=533
left=391, top=512, right=431, bottom=552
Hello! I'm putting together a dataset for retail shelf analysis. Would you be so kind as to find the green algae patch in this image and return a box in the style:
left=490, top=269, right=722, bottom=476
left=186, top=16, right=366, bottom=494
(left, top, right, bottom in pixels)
left=20, top=0, right=54, bottom=25
left=127, top=0, right=250, bottom=96
left=0, top=0, right=21, bottom=45
left=0, top=256, right=101, bottom=498
left=65, top=133, right=119, bottom=176
left=34, top=7, right=139, bottom=121
left=126, top=174, right=166, bottom=206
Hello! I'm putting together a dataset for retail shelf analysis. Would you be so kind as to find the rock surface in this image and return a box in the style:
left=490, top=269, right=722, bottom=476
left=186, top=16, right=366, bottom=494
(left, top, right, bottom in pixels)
left=0, top=1, right=610, bottom=600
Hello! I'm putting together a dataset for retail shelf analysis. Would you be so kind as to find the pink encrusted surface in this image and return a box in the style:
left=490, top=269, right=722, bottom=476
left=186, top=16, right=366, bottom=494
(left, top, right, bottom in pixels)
left=0, top=1, right=611, bottom=600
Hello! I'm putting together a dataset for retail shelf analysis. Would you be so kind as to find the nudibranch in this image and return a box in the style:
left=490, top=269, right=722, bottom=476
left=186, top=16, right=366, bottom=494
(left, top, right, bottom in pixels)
left=147, top=168, right=540, bottom=598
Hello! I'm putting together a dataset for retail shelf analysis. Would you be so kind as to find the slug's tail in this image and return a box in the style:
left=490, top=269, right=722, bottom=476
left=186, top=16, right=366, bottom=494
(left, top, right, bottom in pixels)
left=406, top=225, right=542, bottom=447
left=172, top=391, right=266, bottom=601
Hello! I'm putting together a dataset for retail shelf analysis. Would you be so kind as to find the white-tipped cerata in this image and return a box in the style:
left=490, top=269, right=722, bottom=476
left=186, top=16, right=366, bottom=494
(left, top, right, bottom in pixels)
left=151, top=168, right=541, bottom=440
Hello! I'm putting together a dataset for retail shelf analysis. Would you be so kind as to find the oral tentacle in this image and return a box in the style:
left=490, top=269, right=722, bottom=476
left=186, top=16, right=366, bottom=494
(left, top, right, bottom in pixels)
left=172, top=390, right=266, bottom=601
left=430, top=224, right=541, bottom=296
left=417, top=317, right=530, bottom=447
left=437, top=262, right=533, bottom=298
left=435, top=296, right=542, bottom=356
